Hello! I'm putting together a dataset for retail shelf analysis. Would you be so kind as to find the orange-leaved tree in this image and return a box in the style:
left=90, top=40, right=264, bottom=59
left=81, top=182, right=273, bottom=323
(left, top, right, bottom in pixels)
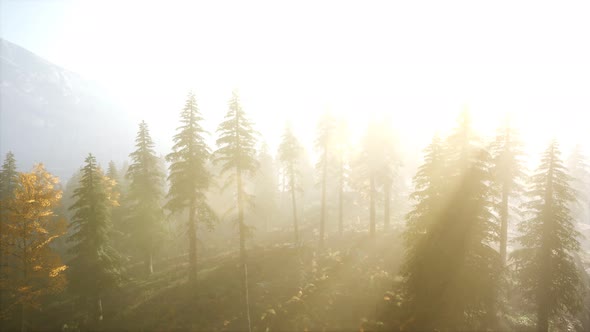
left=0, top=163, right=67, bottom=331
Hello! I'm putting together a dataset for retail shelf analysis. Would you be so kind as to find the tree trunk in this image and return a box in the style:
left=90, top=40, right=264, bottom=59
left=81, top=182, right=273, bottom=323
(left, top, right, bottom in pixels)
left=384, top=180, right=391, bottom=232
left=369, top=173, right=376, bottom=238
left=319, top=148, right=328, bottom=248
left=499, top=182, right=509, bottom=266
left=97, top=296, right=103, bottom=323
left=146, top=251, right=154, bottom=276
left=187, top=201, right=197, bottom=283
left=236, top=168, right=252, bottom=332
left=290, top=169, right=299, bottom=244
left=338, top=156, right=344, bottom=236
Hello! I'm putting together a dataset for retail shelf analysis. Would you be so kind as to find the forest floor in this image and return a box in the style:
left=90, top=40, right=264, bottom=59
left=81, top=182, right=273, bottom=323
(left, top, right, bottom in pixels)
left=33, top=230, right=404, bottom=332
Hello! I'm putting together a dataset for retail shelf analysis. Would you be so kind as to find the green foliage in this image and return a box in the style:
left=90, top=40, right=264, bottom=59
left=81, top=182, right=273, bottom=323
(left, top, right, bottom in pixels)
left=165, top=92, right=216, bottom=283
left=401, top=111, right=501, bottom=331
left=214, top=90, right=259, bottom=332
left=215, top=91, right=259, bottom=178
left=125, top=121, right=166, bottom=275
left=165, top=92, right=213, bottom=218
left=67, top=154, right=122, bottom=320
left=0, top=151, right=19, bottom=216
left=512, top=140, right=583, bottom=331
left=278, top=125, right=303, bottom=243
left=490, top=116, right=526, bottom=265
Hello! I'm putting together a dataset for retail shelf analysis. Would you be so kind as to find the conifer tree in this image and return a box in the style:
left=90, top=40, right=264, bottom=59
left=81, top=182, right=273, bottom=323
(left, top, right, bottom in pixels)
left=67, top=154, right=122, bottom=325
left=315, top=112, right=336, bottom=248
left=490, top=117, right=526, bottom=265
left=512, top=140, right=583, bottom=332
left=126, top=121, right=166, bottom=276
left=356, top=120, right=382, bottom=239
left=334, top=119, right=350, bottom=236
left=567, top=145, right=590, bottom=225
left=1, top=164, right=67, bottom=330
left=376, top=117, right=399, bottom=232
left=401, top=112, right=500, bottom=330
left=0, top=151, right=18, bottom=218
left=165, top=93, right=215, bottom=283
left=278, top=125, right=303, bottom=244
left=0, top=151, right=18, bottom=302
left=214, top=91, right=258, bottom=332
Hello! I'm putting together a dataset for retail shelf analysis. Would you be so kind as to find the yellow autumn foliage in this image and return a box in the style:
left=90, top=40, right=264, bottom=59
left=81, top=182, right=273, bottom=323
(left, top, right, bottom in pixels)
left=0, top=163, right=67, bottom=318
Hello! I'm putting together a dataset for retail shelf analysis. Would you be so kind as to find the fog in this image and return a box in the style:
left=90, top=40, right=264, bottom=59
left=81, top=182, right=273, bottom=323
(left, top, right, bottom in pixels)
left=1, top=1, right=590, bottom=331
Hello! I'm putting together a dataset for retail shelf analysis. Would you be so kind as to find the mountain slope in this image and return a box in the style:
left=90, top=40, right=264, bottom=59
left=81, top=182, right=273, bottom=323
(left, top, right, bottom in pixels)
left=0, top=38, right=134, bottom=179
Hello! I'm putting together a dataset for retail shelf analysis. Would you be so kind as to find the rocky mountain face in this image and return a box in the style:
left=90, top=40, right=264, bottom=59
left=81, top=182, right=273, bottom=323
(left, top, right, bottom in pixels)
left=0, top=38, right=134, bottom=180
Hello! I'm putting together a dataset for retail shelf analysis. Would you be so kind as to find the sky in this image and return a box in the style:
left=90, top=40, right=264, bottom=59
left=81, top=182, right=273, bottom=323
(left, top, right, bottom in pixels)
left=2, top=0, right=590, bottom=165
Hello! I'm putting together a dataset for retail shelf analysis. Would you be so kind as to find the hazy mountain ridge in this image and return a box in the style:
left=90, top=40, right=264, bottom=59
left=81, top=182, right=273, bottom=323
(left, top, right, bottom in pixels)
left=0, top=38, right=134, bottom=180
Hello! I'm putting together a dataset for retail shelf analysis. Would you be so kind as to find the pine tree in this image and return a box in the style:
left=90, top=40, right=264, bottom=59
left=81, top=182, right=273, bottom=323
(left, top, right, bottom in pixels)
left=278, top=125, right=303, bottom=244
left=0, top=151, right=18, bottom=304
left=1, top=164, right=67, bottom=330
left=214, top=91, right=258, bottom=332
left=401, top=135, right=447, bottom=327
left=165, top=93, right=215, bottom=283
left=67, top=154, right=122, bottom=325
left=401, top=112, right=500, bottom=330
left=334, top=119, right=350, bottom=236
left=512, top=140, right=583, bottom=332
left=567, top=145, right=590, bottom=226
left=490, top=117, right=526, bottom=265
left=356, top=120, right=382, bottom=239
left=376, top=117, right=399, bottom=232
left=126, top=121, right=166, bottom=276
left=0, top=151, right=18, bottom=197
left=315, top=112, right=336, bottom=248
left=0, top=151, right=18, bottom=217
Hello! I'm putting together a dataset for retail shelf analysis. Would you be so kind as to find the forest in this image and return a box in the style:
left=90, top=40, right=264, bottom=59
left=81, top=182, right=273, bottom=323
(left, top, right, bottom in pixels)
left=0, top=90, right=589, bottom=332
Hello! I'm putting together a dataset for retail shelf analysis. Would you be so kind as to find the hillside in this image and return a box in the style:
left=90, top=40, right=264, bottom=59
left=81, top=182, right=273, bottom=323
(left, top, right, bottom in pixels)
left=0, top=38, right=134, bottom=179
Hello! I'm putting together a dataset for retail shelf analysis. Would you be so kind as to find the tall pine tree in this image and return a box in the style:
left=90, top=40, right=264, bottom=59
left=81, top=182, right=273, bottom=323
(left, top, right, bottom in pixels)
left=512, top=140, right=583, bottom=332
left=567, top=145, right=590, bottom=226
left=490, top=117, right=526, bottom=265
left=166, top=92, right=215, bottom=284
left=126, top=121, right=166, bottom=276
left=214, top=91, right=258, bottom=332
left=67, top=154, right=122, bottom=325
left=278, top=125, right=303, bottom=244
left=401, top=112, right=500, bottom=330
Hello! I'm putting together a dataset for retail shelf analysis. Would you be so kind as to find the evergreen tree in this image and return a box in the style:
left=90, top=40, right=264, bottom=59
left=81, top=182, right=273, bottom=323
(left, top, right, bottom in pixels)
left=567, top=145, right=590, bottom=226
left=126, top=121, right=166, bottom=276
left=401, top=112, right=500, bottom=330
left=165, top=93, right=215, bottom=283
left=214, top=91, right=258, bottom=332
left=0, top=151, right=18, bottom=303
left=376, top=117, right=399, bottom=232
left=512, top=140, right=583, bottom=332
left=334, top=119, right=350, bottom=236
left=0, top=151, right=18, bottom=217
left=315, top=112, right=336, bottom=248
left=278, top=125, right=303, bottom=244
left=1, top=164, right=67, bottom=330
left=67, top=154, right=122, bottom=325
left=490, top=117, right=526, bottom=265
left=355, top=120, right=382, bottom=239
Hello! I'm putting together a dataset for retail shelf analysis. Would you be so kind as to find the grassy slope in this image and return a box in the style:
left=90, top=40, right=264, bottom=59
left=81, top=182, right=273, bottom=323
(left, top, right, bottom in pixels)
left=28, top=231, right=403, bottom=331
